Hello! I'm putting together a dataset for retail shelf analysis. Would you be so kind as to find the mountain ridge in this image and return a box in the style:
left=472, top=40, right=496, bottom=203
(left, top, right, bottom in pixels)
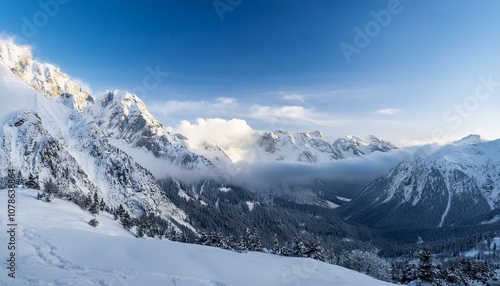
left=338, top=136, right=500, bottom=230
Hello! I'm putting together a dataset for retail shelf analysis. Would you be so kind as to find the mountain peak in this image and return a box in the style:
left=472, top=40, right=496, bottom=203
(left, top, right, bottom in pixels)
left=0, top=38, right=92, bottom=111
left=451, top=134, right=483, bottom=146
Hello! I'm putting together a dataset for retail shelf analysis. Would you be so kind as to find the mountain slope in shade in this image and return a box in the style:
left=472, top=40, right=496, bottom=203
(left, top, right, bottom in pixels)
left=0, top=39, right=92, bottom=111
left=0, top=188, right=397, bottom=286
left=338, top=136, right=500, bottom=230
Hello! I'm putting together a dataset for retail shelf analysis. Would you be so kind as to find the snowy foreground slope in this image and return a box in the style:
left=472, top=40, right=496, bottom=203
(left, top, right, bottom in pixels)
left=0, top=189, right=396, bottom=286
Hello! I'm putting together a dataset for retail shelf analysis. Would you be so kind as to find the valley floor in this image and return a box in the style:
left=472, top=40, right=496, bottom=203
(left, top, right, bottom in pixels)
left=0, top=188, right=396, bottom=286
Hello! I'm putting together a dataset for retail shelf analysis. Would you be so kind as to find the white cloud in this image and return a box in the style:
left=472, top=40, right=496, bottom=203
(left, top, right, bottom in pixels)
left=375, top=108, right=402, bottom=115
left=216, top=97, right=237, bottom=105
left=282, top=93, right=305, bottom=102
left=248, top=105, right=343, bottom=127
left=230, top=148, right=414, bottom=190
left=171, top=118, right=259, bottom=149
left=265, top=91, right=306, bottom=102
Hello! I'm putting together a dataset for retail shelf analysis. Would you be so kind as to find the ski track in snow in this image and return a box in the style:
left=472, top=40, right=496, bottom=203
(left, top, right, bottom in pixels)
left=20, top=228, right=228, bottom=286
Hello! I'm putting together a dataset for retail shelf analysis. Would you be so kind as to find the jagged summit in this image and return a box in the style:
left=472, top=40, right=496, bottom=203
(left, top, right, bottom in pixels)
left=332, top=134, right=398, bottom=159
left=450, top=134, right=484, bottom=146
left=196, top=130, right=399, bottom=165
left=89, top=90, right=167, bottom=138
left=0, top=39, right=213, bottom=170
left=86, top=90, right=213, bottom=169
left=0, top=38, right=92, bottom=111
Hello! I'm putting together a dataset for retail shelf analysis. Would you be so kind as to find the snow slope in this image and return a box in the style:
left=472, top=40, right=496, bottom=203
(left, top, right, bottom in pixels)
left=0, top=64, right=37, bottom=129
left=0, top=188, right=397, bottom=286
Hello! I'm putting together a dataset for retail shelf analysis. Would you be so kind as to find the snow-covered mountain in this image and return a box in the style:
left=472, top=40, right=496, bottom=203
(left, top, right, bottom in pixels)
left=338, top=135, right=500, bottom=230
left=0, top=38, right=213, bottom=170
left=0, top=39, right=398, bottom=171
left=0, top=39, right=92, bottom=111
left=86, top=90, right=213, bottom=169
left=332, top=135, right=398, bottom=159
left=0, top=49, right=193, bottom=231
left=197, top=130, right=398, bottom=164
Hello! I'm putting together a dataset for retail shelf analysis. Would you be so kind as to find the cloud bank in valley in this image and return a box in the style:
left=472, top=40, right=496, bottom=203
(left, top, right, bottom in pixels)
left=126, top=135, right=416, bottom=193
left=227, top=148, right=414, bottom=191
left=147, top=117, right=427, bottom=192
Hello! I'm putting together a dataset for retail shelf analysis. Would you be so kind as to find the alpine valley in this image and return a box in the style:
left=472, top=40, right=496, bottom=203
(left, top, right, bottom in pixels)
left=1, top=38, right=499, bottom=285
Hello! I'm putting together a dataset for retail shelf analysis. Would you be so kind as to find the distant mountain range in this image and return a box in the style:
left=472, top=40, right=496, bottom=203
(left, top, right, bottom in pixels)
left=338, top=134, right=500, bottom=231
left=197, top=130, right=398, bottom=165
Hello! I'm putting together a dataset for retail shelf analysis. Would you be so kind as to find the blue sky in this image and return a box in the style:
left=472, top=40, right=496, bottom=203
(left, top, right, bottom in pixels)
left=1, top=0, right=500, bottom=145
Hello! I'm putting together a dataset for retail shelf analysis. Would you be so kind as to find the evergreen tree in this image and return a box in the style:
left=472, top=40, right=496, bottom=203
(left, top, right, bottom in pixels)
left=242, top=228, right=253, bottom=251
left=391, top=262, right=402, bottom=283
left=418, top=246, right=433, bottom=282
left=83, top=193, right=93, bottom=210
left=169, top=228, right=179, bottom=241
left=88, top=218, right=99, bottom=228
left=226, top=235, right=238, bottom=251
left=248, top=228, right=262, bottom=252
left=121, top=212, right=133, bottom=230
left=281, top=242, right=291, bottom=256
left=147, top=224, right=160, bottom=238
left=238, top=235, right=248, bottom=253
left=43, top=178, right=60, bottom=202
left=272, top=234, right=282, bottom=255
left=16, top=170, right=23, bottom=186
left=136, top=215, right=153, bottom=237
left=303, top=236, right=325, bottom=261
left=207, top=231, right=223, bottom=248
left=195, top=232, right=208, bottom=245
left=292, top=234, right=305, bottom=257
left=114, top=204, right=126, bottom=220
left=136, top=226, right=145, bottom=238
left=26, top=173, right=40, bottom=190
left=99, top=198, right=106, bottom=212
left=401, top=257, right=415, bottom=284
left=89, top=192, right=100, bottom=215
